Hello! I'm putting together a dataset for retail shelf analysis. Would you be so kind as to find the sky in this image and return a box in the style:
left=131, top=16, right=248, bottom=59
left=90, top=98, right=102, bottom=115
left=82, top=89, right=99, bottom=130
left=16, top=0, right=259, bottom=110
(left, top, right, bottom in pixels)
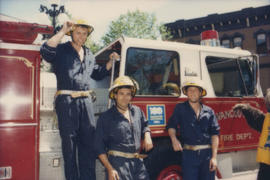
left=0, top=0, right=269, bottom=42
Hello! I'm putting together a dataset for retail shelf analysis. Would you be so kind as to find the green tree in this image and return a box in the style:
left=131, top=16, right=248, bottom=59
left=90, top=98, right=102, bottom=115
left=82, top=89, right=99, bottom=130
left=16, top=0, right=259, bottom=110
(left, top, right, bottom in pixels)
left=101, top=10, right=172, bottom=46
left=84, top=36, right=102, bottom=54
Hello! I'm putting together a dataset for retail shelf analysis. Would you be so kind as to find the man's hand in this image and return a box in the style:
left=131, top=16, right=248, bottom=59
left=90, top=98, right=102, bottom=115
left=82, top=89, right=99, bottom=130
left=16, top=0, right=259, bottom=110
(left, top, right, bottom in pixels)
left=171, top=137, right=183, bottom=151
left=61, top=21, right=74, bottom=34
left=142, top=132, right=153, bottom=152
left=232, top=104, right=250, bottom=113
left=106, top=52, right=120, bottom=70
left=47, top=21, right=74, bottom=47
left=109, top=52, right=120, bottom=61
left=168, top=128, right=183, bottom=151
left=108, top=168, right=120, bottom=180
left=209, top=157, right=217, bottom=171
left=98, top=154, right=119, bottom=180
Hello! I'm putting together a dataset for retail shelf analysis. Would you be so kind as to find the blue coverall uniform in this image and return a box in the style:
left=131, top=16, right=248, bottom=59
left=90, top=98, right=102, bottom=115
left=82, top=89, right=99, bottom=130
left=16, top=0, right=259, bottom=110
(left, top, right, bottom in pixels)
left=167, top=101, right=220, bottom=180
left=95, top=105, right=150, bottom=180
left=40, top=42, right=110, bottom=180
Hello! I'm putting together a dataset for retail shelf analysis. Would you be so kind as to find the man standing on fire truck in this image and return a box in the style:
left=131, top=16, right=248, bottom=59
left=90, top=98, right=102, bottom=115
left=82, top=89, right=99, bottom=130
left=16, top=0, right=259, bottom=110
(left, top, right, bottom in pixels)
left=167, top=79, right=220, bottom=180
left=40, top=20, right=119, bottom=180
left=95, top=76, right=153, bottom=180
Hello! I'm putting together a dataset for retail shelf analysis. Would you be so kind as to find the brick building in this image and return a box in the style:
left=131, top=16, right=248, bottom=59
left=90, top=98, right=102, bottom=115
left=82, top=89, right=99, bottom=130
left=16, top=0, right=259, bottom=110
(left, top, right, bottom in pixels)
left=165, top=5, right=270, bottom=94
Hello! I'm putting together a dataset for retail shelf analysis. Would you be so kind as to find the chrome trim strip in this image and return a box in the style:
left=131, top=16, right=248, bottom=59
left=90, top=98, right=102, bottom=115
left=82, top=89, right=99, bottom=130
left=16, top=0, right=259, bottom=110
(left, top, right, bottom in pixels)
left=0, top=42, right=40, bottom=51
left=0, top=123, right=38, bottom=127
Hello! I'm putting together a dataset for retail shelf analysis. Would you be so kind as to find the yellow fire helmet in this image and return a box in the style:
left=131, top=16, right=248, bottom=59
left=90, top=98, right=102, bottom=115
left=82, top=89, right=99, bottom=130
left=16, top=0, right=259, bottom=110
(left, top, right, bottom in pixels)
left=109, top=76, right=139, bottom=99
left=66, top=19, right=94, bottom=36
left=182, top=79, right=207, bottom=97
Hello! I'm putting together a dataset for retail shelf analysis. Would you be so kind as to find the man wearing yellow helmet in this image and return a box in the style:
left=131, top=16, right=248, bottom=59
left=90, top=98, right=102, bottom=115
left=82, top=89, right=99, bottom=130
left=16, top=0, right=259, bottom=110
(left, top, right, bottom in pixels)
left=167, top=79, right=220, bottom=180
left=95, top=76, right=153, bottom=180
left=40, top=21, right=119, bottom=180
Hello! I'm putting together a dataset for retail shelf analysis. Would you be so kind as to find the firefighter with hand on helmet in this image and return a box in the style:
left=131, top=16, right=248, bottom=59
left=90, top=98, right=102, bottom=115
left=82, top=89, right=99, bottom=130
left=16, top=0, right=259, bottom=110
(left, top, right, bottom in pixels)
left=40, top=19, right=119, bottom=180
left=167, top=79, right=220, bottom=180
left=95, top=76, right=153, bottom=180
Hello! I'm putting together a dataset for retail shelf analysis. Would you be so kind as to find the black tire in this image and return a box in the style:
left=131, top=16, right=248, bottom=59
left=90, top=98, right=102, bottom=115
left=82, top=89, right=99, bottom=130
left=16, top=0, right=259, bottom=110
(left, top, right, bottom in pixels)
left=144, top=141, right=182, bottom=180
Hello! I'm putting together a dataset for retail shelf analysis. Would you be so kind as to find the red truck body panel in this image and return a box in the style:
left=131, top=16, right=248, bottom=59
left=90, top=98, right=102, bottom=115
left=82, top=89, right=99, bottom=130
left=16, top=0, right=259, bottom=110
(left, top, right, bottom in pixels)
left=0, top=21, right=52, bottom=180
left=132, top=96, right=265, bottom=152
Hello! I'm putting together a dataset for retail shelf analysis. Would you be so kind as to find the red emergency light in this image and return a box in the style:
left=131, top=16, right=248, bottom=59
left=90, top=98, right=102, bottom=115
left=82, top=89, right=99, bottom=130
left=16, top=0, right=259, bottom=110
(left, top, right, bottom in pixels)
left=0, top=21, right=53, bottom=44
left=200, top=30, right=220, bottom=47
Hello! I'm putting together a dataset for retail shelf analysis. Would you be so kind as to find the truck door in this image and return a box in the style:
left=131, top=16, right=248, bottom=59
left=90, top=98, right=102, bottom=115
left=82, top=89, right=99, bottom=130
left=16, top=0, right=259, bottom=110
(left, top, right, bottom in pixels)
left=0, top=48, right=40, bottom=180
left=200, top=53, right=263, bottom=153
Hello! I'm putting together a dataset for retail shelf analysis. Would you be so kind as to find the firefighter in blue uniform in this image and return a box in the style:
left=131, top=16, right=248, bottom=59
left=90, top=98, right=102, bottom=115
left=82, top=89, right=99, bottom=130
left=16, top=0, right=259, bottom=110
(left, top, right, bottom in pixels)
left=167, top=79, right=220, bottom=180
left=95, top=76, right=153, bottom=180
left=40, top=20, right=119, bottom=180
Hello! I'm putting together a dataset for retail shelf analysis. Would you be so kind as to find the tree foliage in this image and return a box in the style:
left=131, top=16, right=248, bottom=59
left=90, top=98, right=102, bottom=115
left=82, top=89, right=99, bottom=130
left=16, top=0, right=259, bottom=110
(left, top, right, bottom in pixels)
left=101, top=10, right=172, bottom=46
left=41, top=9, right=172, bottom=70
left=84, top=36, right=102, bottom=54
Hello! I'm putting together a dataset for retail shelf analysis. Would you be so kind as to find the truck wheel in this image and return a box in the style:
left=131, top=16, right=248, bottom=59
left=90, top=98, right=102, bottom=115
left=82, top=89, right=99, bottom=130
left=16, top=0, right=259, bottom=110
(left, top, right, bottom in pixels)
left=144, top=145, right=182, bottom=180
left=156, top=165, right=182, bottom=180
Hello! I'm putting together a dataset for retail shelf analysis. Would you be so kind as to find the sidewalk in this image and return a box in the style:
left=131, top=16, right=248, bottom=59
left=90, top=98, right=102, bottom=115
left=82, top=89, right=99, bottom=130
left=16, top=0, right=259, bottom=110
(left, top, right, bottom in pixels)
left=221, top=170, right=258, bottom=180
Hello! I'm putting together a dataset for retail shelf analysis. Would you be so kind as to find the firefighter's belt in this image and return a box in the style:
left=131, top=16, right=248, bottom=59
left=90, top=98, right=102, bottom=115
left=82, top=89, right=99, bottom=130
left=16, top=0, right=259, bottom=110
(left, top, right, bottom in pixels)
left=108, top=150, right=147, bottom=159
left=183, top=144, right=211, bottom=151
left=55, top=90, right=96, bottom=102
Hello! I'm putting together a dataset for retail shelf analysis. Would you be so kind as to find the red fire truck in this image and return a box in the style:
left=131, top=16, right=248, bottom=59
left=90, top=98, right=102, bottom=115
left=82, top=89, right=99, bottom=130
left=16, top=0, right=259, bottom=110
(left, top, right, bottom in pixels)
left=0, top=21, right=267, bottom=180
